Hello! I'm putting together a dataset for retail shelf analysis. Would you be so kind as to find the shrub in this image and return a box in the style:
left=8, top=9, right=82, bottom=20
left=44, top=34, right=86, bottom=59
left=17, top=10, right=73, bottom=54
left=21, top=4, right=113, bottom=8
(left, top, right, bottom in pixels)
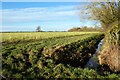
left=98, top=21, right=120, bottom=72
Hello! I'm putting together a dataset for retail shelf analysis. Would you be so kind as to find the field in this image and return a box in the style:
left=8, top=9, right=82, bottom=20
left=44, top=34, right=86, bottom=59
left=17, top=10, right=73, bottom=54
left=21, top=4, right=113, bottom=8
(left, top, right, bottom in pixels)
left=2, top=32, right=99, bottom=43
left=1, top=32, right=120, bottom=79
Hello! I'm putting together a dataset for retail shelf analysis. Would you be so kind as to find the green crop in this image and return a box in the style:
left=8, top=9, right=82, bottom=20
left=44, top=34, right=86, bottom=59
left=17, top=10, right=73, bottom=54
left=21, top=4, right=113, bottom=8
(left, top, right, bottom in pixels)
left=1, top=32, right=100, bottom=44
left=2, top=32, right=119, bottom=79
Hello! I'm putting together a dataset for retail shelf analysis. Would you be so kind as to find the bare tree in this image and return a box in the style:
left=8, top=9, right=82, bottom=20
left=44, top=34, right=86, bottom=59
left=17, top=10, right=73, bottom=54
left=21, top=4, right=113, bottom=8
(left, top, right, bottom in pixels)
left=36, top=26, right=41, bottom=32
left=78, top=1, right=118, bottom=30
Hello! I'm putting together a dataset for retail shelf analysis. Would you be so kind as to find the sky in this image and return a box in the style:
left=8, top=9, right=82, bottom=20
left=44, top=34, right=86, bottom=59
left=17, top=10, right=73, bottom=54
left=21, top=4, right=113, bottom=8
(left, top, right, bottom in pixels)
left=1, top=2, right=99, bottom=32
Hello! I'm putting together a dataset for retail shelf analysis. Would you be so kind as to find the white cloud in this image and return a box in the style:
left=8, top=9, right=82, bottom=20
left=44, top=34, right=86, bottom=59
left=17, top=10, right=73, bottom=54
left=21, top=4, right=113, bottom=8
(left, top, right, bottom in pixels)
left=2, top=5, right=82, bottom=23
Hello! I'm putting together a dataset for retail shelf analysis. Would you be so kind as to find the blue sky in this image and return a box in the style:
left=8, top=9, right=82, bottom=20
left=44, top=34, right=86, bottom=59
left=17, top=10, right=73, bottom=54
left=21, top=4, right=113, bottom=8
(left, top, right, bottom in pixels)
left=1, top=2, right=99, bottom=31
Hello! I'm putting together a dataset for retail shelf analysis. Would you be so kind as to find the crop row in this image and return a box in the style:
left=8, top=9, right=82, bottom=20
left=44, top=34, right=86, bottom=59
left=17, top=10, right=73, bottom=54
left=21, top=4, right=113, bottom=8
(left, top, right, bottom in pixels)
left=2, top=33, right=108, bottom=78
left=1, top=32, right=100, bottom=44
left=42, top=34, right=104, bottom=67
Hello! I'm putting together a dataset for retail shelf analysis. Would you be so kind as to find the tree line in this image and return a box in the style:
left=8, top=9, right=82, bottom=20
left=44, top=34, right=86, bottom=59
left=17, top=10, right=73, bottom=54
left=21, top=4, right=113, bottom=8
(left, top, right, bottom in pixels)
left=68, top=26, right=103, bottom=32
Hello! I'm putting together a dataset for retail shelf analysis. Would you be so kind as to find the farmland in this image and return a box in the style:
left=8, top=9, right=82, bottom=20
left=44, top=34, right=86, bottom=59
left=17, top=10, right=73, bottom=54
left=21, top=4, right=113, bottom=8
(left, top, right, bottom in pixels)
left=1, top=32, right=120, bottom=79
left=1, top=1, right=120, bottom=79
left=2, top=32, right=99, bottom=44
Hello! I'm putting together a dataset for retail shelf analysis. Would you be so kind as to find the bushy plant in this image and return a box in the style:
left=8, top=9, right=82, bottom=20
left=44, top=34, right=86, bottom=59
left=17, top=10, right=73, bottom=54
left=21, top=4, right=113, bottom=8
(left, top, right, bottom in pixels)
left=98, top=21, right=120, bottom=72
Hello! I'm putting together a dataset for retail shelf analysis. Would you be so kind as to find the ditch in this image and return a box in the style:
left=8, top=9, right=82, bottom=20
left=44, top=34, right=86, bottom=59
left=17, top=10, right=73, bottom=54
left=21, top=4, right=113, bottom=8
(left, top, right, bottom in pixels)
left=85, top=39, right=104, bottom=68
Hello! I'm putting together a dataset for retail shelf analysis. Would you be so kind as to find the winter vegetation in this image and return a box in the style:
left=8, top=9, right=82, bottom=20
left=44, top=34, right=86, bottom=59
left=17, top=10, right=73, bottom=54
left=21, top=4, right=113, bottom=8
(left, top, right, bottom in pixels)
left=1, top=0, right=120, bottom=79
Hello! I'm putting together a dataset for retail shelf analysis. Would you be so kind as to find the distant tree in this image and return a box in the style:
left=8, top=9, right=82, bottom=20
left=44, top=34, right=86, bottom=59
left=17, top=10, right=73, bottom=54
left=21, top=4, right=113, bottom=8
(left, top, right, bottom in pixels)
left=36, top=26, right=42, bottom=32
left=68, top=26, right=103, bottom=32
